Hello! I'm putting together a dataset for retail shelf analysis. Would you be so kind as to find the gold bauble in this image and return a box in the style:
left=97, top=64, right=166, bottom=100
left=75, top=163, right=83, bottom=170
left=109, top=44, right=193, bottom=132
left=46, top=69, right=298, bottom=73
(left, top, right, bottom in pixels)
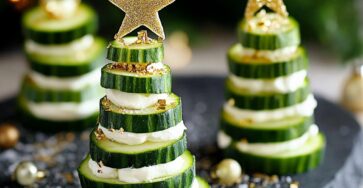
left=213, top=159, right=242, bottom=185
left=14, top=161, right=38, bottom=186
left=342, top=62, right=363, bottom=112
left=0, top=124, right=20, bottom=149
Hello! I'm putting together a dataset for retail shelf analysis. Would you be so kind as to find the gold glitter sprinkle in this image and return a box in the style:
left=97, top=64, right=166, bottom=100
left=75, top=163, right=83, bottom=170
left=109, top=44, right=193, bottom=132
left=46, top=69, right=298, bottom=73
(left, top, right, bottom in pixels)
left=95, top=128, right=105, bottom=140
left=109, top=0, right=175, bottom=40
left=157, top=99, right=167, bottom=110
left=102, top=98, right=111, bottom=111
left=119, top=127, right=125, bottom=134
left=245, top=0, right=288, bottom=20
left=240, top=119, right=254, bottom=125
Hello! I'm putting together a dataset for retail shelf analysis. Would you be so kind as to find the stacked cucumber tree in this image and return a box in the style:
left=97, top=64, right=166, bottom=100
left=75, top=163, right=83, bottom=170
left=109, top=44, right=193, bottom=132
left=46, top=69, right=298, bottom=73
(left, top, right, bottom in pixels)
left=18, top=0, right=105, bottom=131
left=218, top=0, right=326, bottom=174
left=78, top=0, right=208, bottom=187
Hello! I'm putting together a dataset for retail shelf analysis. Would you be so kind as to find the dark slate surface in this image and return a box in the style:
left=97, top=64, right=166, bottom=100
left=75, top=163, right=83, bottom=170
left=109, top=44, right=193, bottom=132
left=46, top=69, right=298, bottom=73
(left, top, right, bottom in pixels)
left=0, top=76, right=361, bottom=188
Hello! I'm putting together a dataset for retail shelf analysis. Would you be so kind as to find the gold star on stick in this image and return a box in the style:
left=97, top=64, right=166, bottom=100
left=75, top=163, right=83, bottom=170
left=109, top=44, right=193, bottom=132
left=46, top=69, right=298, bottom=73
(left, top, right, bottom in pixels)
left=109, top=0, right=175, bottom=41
left=244, top=0, right=288, bottom=20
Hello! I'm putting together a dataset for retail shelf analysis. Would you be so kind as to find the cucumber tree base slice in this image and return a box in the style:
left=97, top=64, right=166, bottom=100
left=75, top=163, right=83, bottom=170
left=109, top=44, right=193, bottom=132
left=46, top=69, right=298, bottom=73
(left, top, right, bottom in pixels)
left=238, top=14, right=301, bottom=50
left=227, top=45, right=308, bottom=79
left=224, top=134, right=325, bottom=175
left=225, top=78, right=310, bottom=110
left=107, top=37, right=164, bottom=63
left=22, top=4, right=97, bottom=44
left=78, top=151, right=195, bottom=188
left=28, top=37, right=106, bottom=77
left=90, top=131, right=187, bottom=168
left=17, top=100, right=98, bottom=132
left=101, top=63, right=171, bottom=94
left=220, top=110, right=313, bottom=143
left=20, top=76, right=103, bottom=103
left=99, top=94, right=182, bottom=133
left=196, top=177, right=210, bottom=188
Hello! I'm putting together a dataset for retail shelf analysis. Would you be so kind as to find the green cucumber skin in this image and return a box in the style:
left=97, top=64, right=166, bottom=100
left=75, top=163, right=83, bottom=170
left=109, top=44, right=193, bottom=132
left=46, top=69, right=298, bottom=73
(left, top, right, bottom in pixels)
left=90, top=132, right=187, bottom=168
left=196, top=177, right=210, bottom=188
left=20, top=76, right=103, bottom=103
left=107, top=41, right=164, bottom=63
left=225, top=80, right=310, bottom=110
left=220, top=116, right=313, bottom=143
left=223, top=135, right=325, bottom=175
left=27, top=38, right=106, bottom=77
left=22, top=5, right=97, bottom=45
left=101, top=64, right=171, bottom=94
left=228, top=47, right=308, bottom=79
left=238, top=18, right=301, bottom=50
left=78, top=156, right=195, bottom=188
left=99, top=97, right=182, bottom=133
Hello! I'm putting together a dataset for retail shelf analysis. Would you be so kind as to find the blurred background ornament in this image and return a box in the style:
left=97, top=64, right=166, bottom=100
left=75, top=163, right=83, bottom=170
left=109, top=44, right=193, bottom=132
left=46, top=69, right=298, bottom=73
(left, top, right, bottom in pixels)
left=341, top=60, right=363, bottom=112
left=8, top=0, right=34, bottom=11
left=211, top=158, right=242, bottom=185
left=40, top=0, right=80, bottom=19
left=0, top=123, right=19, bottom=149
left=164, top=31, right=192, bottom=70
left=13, top=161, right=46, bottom=186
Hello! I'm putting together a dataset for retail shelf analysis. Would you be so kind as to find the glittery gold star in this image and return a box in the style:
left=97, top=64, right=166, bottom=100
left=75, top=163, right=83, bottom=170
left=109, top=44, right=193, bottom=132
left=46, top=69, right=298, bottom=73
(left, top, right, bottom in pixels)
left=244, top=0, right=288, bottom=20
left=109, top=0, right=175, bottom=40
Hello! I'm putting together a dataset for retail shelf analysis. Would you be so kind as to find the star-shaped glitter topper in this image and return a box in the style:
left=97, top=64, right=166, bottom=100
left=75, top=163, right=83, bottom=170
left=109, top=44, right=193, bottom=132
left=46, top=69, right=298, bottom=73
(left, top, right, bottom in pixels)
left=244, top=0, right=288, bottom=20
left=109, top=0, right=175, bottom=41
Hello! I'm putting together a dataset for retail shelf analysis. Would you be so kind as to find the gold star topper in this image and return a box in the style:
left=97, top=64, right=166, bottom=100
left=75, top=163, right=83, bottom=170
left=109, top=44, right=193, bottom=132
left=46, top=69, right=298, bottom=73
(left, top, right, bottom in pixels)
left=109, top=0, right=175, bottom=41
left=244, top=0, right=288, bottom=20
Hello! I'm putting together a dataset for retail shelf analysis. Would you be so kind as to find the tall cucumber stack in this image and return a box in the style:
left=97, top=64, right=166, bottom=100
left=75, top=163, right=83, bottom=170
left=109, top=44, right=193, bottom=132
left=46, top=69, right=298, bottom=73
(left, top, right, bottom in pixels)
left=18, top=1, right=106, bottom=131
left=77, top=33, right=208, bottom=188
left=217, top=0, right=326, bottom=175
left=77, top=0, right=208, bottom=187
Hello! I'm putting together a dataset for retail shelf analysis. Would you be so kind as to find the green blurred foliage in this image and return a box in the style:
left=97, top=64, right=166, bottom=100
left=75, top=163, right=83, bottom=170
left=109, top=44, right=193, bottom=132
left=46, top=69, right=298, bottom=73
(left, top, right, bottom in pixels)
left=1, top=0, right=362, bottom=61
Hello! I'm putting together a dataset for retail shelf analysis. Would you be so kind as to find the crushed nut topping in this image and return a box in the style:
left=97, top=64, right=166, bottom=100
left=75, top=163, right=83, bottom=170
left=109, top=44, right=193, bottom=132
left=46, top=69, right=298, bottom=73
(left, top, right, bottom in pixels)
left=157, top=99, right=167, bottom=110
left=95, top=128, right=105, bottom=140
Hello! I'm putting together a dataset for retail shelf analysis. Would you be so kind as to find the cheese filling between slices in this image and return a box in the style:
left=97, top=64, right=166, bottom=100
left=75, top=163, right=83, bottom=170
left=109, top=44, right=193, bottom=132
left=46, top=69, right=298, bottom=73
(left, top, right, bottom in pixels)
left=98, top=121, right=186, bottom=145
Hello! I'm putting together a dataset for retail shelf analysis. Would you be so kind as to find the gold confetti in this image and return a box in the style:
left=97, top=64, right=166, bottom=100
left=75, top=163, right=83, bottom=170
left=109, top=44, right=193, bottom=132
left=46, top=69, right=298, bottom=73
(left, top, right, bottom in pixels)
left=245, top=0, right=288, bottom=20
left=109, top=0, right=175, bottom=40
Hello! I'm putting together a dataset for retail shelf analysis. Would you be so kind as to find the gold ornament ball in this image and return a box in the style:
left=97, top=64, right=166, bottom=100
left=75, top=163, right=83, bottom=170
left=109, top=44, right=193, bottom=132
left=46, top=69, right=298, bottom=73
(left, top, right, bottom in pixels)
left=214, top=159, right=242, bottom=185
left=14, top=161, right=38, bottom=186
left=0, top=124, right=20, bottom=149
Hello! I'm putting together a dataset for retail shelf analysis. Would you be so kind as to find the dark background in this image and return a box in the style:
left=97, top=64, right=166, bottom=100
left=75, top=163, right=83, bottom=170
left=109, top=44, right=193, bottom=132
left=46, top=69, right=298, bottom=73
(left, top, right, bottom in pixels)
left=1, top=0, right=362, bottom=61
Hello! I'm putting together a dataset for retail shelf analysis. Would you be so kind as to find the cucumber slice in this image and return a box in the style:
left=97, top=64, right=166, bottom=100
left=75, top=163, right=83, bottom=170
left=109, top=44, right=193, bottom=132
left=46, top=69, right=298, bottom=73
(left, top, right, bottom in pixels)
left=238, top=15, right=300, bottom=50
left=22, top=4, right=97, bottom=44
left=17, top=96, right=97, bottom=132
left=20, top=76, right=103, bottom=103
left=107, top=37, right=164, bottom=63
left=228, top=45, right=308, bottom=79
left=101, top=63, right=171, bottom=94
left=196, top=177, right=210, bottom=188
left=90, top=130, right=186, bottom=168
left=78, top=151, right=195, bottom=188
left=99, top=95, right=182, bottom=133
left=225, top=78, right=310, bottom=110
left=220, top=110, right=313, bottom=143
left=224, top=134, right=325, bottom=175
left=28, top=37, right=106, bottom=77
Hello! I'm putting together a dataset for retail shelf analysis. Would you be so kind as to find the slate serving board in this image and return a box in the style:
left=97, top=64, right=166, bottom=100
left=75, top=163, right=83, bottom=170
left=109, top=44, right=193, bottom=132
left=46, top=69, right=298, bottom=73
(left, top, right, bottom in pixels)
left=0, top=76, right=360, bottom=188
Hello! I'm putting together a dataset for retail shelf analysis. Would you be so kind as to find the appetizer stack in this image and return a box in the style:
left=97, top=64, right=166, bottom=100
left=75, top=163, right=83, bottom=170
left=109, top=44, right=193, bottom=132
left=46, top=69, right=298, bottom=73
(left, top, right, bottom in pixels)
left=18, top=1, right=105, bottom=131
left=78, top=0, right=208, bottom=187
left=218, top=0, right=326, bottom=174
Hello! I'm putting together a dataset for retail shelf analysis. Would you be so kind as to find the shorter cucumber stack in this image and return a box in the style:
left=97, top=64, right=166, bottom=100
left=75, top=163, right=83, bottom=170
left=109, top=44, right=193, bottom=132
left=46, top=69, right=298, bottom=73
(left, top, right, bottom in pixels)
left=218, top=11, right=326, bottom=175
left=18, top=4, right=106, bottom=131
left=78, top=35, right=209, bottom=188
